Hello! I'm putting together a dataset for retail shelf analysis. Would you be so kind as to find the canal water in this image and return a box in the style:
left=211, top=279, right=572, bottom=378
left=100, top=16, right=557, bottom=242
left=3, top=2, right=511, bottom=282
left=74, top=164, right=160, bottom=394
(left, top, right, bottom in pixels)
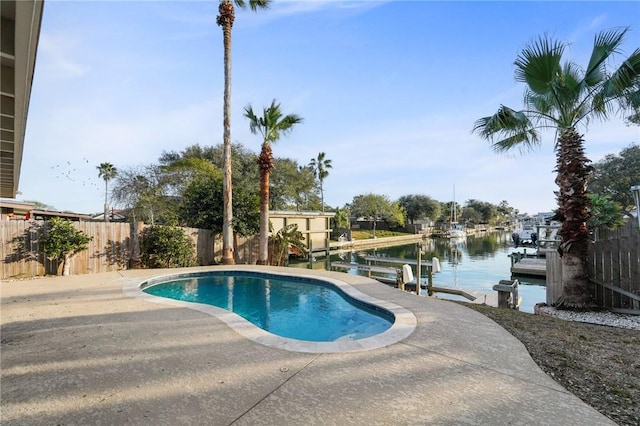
left=290, top=231, right=546, bottom=314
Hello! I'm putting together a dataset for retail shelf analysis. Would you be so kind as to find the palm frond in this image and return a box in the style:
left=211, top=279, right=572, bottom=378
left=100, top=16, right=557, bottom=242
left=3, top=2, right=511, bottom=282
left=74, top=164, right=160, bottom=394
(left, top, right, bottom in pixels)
left=585, top=27, right=628, bottom=86
left=245, top=99, right=302, bottom=144
left=243, top=104, right=263, bottom=137
left=514, top=34, right=564, bottom=94
left=472, top=105, right=541, bottom=153
left=247, top=0, right=270, bottom=11
left=472, top=105, right=528, bottom=136
left=524, top=89, right=554, bottom=117
left=560, top=62, right=585, bottom=96
left=603, top=48, right=640, bottom=95
left=491, top=130, right=541, bottom=153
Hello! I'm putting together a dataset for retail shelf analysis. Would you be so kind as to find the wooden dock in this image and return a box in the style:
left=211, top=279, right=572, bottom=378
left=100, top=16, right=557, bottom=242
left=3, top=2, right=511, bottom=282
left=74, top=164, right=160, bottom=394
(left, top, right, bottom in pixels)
left=510, top=258, right=546, bottom=277
left=331, top=259, right=499, bottom=307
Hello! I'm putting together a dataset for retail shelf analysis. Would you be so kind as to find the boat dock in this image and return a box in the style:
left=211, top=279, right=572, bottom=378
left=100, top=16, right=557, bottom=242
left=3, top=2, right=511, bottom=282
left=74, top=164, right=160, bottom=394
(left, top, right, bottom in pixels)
left=331, top=256, right=502, bottom=308
left=511, top=258, right=546, bottom=277
left=509, top=249, right=548, bottom=277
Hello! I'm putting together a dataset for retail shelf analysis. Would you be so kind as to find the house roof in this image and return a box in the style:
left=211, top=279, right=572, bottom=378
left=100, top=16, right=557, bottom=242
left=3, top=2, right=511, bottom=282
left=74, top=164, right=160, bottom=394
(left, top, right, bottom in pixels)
left=0, top=0, right=44, bottom=198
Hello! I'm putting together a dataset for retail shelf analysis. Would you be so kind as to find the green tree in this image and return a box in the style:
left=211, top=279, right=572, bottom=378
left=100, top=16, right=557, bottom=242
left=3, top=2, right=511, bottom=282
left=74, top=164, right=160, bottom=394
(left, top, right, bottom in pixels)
left=217, top=0, right=270, bottom=265
left=589, top=144, right=640, bottom=217
left=140, top=225, right=195, bottom=268
left=349, top=193, right=393, bottom=237
left=270, top=159, right=316, bottom=210
left=180, top=169, right=259, bottom=238
left=41, top=218, right=92, bottom=276
left=160, top=143, right=260, bottom=195
left=461, top=206, right=483, bottom=224
left=464, top=199, right=500, bottom=224
left=437, top=201, right=462, bottom=223
left=587, top=194, right=625, bottom=236
left=244, top=99, right=303, bottom=264
left=398, top=194, right=441, bottom=224
left=309, top=152, right=332, bottom=212
left=388, top=201, right=406, bottom=229
left=473, top=28, right=640, bottom=308
left=333, top=207, right=350, bottom=230
left=111, top=165, right=174, bottom=225
left=97, top=162, right=117, bottom=222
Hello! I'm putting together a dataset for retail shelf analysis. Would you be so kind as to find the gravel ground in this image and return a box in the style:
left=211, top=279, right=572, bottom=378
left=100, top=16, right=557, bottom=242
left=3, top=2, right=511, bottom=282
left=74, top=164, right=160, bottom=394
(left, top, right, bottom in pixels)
left=463, top=303, right=640, bottom=426
left=537, top=305, right=640, bottom=330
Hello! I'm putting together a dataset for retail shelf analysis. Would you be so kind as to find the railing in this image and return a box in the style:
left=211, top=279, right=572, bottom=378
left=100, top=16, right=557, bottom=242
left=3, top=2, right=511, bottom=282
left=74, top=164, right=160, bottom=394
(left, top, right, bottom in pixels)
left=535, top=224, right=561, bottom=249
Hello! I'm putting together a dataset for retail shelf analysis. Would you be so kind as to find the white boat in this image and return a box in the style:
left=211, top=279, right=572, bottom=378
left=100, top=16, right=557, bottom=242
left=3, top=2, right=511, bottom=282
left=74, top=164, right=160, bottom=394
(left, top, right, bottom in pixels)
left=449, top=227, right=466, bottom=239
left=512, top=217, right=539, bottom=246
left=449, top=185, right=466, bottom=239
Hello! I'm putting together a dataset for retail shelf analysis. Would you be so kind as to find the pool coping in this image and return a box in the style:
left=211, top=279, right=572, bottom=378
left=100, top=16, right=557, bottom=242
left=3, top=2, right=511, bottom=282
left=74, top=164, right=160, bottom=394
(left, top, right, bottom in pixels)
left=123, top=266, right=417, bottom=353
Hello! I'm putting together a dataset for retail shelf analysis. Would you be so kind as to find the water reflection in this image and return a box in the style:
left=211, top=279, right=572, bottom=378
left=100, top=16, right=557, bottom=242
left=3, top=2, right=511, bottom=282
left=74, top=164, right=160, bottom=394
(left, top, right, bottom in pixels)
left=289, top=231, right=546, bottom=314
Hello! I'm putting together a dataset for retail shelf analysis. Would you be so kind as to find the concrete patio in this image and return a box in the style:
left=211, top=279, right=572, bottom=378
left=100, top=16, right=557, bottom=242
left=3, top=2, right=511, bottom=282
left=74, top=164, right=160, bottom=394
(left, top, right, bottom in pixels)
left=1, top=266, right=614, bottom=425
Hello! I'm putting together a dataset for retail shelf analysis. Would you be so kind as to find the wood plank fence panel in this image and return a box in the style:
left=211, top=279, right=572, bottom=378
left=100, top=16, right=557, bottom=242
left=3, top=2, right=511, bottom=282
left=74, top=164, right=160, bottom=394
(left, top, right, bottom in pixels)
left=547, top=221, right=639, bottom=313
left=183, top=227, right=214, bottom=266
left=589, top=221, right=640, bottom=313
left=1, top=221, right=225, bottom=278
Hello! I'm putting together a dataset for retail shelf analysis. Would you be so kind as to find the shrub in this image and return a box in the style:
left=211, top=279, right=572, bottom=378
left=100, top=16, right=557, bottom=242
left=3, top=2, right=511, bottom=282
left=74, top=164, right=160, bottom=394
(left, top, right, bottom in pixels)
left=140, top=225, right=196, bottom=268
left=40, top=217, right=92, bottom=276
left=269, top=223, right=307, bottom=266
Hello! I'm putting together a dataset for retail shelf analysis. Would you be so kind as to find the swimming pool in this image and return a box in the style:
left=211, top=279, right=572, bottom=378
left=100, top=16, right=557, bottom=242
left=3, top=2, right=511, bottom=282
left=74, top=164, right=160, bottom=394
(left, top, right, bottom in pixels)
left=126, top=267, right=416, bottom=353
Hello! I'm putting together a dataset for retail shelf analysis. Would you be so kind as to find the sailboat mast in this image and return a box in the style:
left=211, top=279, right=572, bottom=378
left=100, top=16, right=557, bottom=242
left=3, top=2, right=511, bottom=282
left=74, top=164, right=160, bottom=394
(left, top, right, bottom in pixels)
left=452, top=184, right=456, bottom=223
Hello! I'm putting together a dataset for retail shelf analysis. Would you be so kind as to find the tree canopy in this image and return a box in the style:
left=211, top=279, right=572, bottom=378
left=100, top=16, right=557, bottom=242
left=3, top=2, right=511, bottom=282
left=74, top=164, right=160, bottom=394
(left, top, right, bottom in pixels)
left=349, top=193, right=394, bottom=236
left=589, top=143, right=640, bottom=217
left=398, top=194, right=440, bottom=224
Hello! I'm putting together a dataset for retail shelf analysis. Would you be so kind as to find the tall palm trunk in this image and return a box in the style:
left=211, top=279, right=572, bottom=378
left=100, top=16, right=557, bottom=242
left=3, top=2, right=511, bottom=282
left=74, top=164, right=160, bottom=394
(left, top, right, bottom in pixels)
left=554, top=128, right=594, bottom=308
left=104, top=181, right=109, bottom=223
left=257, top=142, right=274, bottom=264
left=218, top=0, right=235, bottom=265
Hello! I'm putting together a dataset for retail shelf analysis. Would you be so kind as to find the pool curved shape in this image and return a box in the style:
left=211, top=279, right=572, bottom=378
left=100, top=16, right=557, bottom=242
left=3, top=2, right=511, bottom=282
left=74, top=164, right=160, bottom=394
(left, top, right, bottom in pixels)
left=124, top=267, right=416, bottom=353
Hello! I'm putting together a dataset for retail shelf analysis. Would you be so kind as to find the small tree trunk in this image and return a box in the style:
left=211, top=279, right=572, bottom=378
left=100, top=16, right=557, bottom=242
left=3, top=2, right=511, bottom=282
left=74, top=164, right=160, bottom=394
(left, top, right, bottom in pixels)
left=62, top=253, right=72, bottom=276
left=556, top=252, right=593, bottom=308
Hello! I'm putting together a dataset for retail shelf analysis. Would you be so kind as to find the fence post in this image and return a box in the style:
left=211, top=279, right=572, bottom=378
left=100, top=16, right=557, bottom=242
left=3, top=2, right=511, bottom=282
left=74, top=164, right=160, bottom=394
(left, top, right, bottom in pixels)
left=545, top=250, right=562, bottom=305
left=129, top=221, right=144, bottom=269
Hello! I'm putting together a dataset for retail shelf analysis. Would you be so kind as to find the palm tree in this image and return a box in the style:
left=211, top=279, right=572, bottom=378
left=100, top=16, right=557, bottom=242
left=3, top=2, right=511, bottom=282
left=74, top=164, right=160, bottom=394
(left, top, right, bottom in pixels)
left=217, top=0, right=270, bottom=265
left=473, top=28, right=640, bottom=308
left=309, top=152, right=332, bottom=212
left=97, top=163, right=117, bottom=222
left=244, top=99, right=303, bottom=264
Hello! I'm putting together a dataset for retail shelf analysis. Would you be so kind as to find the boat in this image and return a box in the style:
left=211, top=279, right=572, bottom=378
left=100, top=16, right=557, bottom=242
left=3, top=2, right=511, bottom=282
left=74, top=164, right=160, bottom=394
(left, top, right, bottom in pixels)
left=449, top=185, right=466, bottom=239
left=512, top=217, right=539, bottom=247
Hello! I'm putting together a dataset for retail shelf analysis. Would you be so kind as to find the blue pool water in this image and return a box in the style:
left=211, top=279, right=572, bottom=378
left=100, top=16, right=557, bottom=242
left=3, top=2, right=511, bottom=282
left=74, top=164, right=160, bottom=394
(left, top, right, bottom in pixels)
left=142, top=271, right=393, bottom=342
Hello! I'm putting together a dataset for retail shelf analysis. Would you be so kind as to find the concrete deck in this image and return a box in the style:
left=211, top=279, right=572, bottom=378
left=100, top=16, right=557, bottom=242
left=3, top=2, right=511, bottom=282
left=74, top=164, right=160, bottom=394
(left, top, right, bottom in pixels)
left=1, top=266, right=614, bottom=425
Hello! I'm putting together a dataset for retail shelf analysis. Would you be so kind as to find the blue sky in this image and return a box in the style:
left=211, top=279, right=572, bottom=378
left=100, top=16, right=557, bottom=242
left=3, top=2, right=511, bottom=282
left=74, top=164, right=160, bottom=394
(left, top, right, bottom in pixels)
left=17, top=0, right=640, bottom=216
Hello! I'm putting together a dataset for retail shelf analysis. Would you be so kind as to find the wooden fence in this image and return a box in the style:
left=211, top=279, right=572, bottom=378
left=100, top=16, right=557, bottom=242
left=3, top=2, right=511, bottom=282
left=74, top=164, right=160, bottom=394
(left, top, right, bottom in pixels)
left=546, top=220, right=640, bottom=314
left=589, top=221, right=640, bottom=314
left=1, top=220, right=215, bottom=279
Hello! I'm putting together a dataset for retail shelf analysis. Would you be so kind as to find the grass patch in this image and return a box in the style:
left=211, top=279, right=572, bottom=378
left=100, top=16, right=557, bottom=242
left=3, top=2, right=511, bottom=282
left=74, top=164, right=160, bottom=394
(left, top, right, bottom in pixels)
left=351, top=230, right=411, bottom=239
